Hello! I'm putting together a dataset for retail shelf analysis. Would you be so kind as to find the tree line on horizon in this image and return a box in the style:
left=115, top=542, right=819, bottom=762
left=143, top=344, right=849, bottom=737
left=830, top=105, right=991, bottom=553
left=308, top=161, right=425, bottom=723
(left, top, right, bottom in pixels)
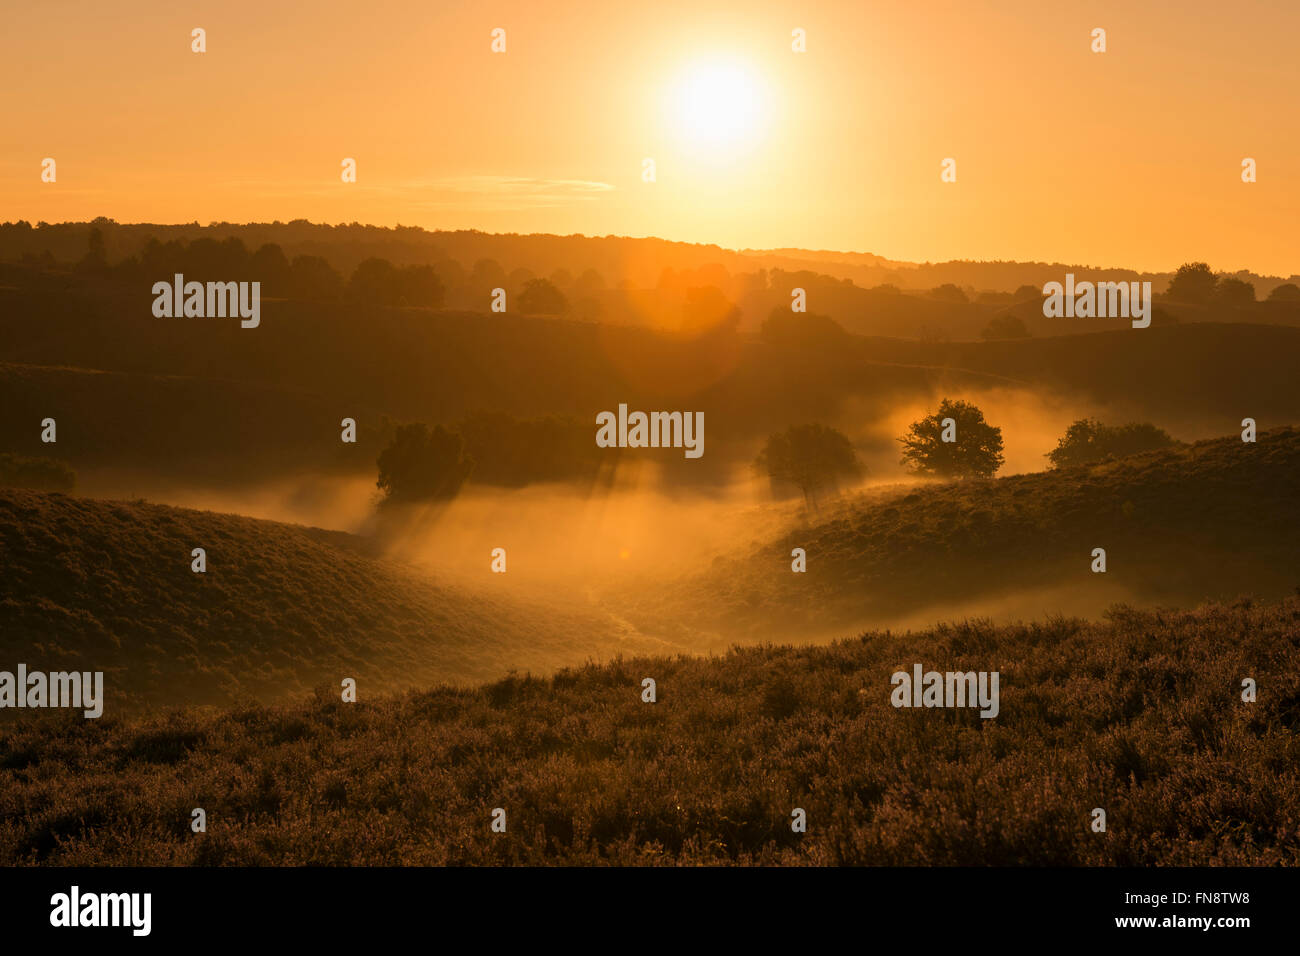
left=53, top=227, right=588, bottom=314
left=366, top=397, right=1183, bottom=513
left=9, top=227, right=1299, bottom=343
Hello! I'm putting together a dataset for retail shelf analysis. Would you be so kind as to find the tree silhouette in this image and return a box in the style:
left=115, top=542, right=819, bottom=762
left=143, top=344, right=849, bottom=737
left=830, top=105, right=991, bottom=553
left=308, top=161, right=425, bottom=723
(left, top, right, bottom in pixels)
left=1047, top=419, right=1179, bottom=468
left=517, top=277, right=567, bottom=314
left=899, top=398, right=1004, bottom=478
left=75, top=227, right=108, bottom=274
left=396, top=263, right=445, bottom=308
left=183, top=236, right=248, bottom=276
left=1166, top=262, right=1217, bottom=303
left=1215, top=276, right=1256, bottom=307
left=376, top=423, right=473, bottom=505
left=470, top=258, right=508, bottom=292
left=928, top=283, right=968, bottom=304
left=755, top=423, right=861, bottom=509
left=349, top=257, right=399, bottom=304
left=760, top=308, right=848, bottom=349
left=250, top=243, right=291, bottom=288
left=287, top=255, right=342, bottom=300
left=981, top=314, right=1031, bottom=340
left=681, top=285, right=740, bottom=335
left=573, top=268, right=606, bottom=297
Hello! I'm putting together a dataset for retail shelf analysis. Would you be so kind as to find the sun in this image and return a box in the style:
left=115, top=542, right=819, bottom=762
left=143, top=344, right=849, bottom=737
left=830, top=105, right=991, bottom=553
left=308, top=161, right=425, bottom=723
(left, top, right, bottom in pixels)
left=667, top=57, right=768, bottom=155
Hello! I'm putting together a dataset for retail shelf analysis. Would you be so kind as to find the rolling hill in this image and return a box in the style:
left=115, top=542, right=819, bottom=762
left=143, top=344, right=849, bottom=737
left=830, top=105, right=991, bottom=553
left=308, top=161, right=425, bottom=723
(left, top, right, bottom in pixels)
left=0, top=489, right=677, bottom=709
left=3, top=426, right=1297, bottom=712
left=2, top=427, right=1298, bottom=866
left=613, top=427, right=1300, bottom=644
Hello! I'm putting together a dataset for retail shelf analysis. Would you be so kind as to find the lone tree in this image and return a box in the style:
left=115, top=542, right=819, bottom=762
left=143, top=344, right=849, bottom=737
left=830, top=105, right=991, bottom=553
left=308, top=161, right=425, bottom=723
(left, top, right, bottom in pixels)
left=376, top=423, right=474, bottom=505
left=899, top=398, right=1004, bottom=478
left=680, top=285, right=741, bottom=336
left=760, top=308, right=849, bottom=349
left=755, top=423, right=862, bottom=509
left=517, top=278, right=567, bottom=314
left=980, top=314, right=1031, bottom=340
left=1046, top=419, right=1179, bottom=468
left=74, top=227, right=108, bottom=275
left=928, top=283, right=968, bottom=304
left=1215, top=276, right=1256, bottom=307
left=1165, top=262, right=1217, bottom=303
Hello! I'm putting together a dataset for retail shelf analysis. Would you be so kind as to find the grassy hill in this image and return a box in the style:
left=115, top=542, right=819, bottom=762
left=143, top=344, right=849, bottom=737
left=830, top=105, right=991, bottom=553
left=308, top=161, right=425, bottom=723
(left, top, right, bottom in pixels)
left=3, top=427, right=1298, bottom=709
left=0, top=489, right=676, bottom=709
left=616, top=427, right=1300, bottom=644
left=1, top=597, right=1295, bottom=865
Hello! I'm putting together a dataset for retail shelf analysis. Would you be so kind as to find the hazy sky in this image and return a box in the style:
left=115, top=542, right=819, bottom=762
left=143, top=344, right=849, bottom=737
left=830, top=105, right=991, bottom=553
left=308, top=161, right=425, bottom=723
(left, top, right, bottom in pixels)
left=3, top=0, right=1297, bottom=274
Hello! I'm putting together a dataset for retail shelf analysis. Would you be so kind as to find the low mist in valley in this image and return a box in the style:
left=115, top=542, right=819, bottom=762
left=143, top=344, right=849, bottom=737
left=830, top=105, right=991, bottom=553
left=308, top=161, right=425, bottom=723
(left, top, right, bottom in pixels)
left=64, top=382, right=1252, bottom=669
left=5, top=0, right=1300, bottom=874
left=2, top=224, right=1297, bottom=707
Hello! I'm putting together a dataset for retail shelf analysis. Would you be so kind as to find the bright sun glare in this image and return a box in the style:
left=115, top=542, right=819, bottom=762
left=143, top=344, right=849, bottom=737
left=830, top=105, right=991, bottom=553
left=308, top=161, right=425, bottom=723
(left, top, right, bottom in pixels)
left=669, top=58, right=767, bottom=154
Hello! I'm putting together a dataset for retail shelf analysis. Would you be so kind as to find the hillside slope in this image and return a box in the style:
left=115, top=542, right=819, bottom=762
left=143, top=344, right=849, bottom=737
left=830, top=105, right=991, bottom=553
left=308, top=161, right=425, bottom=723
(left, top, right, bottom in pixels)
left=1, top=597, right=1296, bottom=865
left=617, top=427, right=1300, bottom=643
left=0, top=490, right=675, bottom=709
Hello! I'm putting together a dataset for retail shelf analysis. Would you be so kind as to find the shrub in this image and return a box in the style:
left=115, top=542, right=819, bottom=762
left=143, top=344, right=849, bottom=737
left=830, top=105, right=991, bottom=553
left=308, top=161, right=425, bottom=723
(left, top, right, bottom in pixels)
left=1047, top=419, right=1180, bottom=469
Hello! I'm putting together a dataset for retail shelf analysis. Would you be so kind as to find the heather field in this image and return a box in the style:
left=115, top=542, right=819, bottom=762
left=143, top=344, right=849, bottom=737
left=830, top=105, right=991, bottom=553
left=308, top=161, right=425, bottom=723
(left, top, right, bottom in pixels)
left=1, top=597, right=1296, bottom=865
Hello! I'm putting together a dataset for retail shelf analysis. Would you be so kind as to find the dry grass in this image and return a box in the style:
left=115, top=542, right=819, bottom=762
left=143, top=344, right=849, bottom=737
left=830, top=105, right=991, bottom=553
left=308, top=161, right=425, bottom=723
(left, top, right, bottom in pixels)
left=1, top=597, right=1297, bottom=865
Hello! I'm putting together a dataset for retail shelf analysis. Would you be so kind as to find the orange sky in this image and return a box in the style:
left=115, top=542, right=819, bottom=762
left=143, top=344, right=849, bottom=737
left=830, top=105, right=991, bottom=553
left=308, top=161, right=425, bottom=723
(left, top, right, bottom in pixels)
left=2, top=0, right=1297, bottom=274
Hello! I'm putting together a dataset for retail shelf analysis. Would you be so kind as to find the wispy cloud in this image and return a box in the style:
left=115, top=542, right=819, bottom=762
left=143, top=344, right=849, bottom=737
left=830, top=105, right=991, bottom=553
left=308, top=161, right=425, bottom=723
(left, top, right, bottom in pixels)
left=218, top=175, right=615, bottom=211
left=407, top=176, right=616, bottom=210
